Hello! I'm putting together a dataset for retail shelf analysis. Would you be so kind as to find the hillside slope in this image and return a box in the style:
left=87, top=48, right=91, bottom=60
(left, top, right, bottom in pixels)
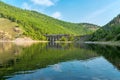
left=0, top=18, right=24, bottom=40
left=0, top=1, right=99, bottom=40
left=90, top=14, right=120, bottom=41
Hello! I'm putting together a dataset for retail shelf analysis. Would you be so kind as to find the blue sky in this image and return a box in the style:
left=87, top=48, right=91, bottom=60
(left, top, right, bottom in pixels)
left=1, top=0, right=120, bottom=26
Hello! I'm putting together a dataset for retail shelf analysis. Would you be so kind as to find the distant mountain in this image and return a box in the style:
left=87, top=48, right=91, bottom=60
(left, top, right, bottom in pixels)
left=90, top=14, right=120, bottom=41
left=0, top=1, right=99, bottom=40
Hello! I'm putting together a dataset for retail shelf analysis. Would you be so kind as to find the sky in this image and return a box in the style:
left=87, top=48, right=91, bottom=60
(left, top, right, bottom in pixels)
left=1, top=0, right=120, bottom=26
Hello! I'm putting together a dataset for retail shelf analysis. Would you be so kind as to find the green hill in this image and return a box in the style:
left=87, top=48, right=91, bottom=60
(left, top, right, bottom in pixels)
left=90, top=14, right=120, bottom=41
left=0, top=1, right=99, bottom=40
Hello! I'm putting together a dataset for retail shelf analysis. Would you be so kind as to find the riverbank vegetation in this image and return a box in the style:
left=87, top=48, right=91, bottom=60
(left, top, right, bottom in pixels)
left=90, top=14, right=120, bottom=41
left=0, top=1, right=99, bottom=41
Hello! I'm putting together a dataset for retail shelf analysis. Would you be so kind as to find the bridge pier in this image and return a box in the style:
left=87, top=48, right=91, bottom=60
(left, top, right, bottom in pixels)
left=45, top=34, right=70, bottom=42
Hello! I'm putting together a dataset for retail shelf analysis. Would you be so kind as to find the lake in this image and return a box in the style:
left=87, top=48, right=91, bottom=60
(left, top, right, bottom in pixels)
left=0, top=42, right=120, bottom=80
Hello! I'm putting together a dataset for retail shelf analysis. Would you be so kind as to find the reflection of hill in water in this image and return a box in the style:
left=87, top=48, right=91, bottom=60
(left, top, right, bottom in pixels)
left=1, top=42, right=120, bottom=79
left=46, top=42, right=89, bottom=49
left=2, top=42, right=120, bottom=79
left=0, top=42, right=97, bottom=79
left=0, top=43, right=22, bottom=67
left=0, top=42, right=14, bottom=53
left=88, top=44, right=120, bottom=70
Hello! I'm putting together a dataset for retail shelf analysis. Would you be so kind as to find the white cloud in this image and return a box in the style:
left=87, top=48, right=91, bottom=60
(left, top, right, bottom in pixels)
left=22, top=2, right=31, bottom=10
left=31, top=0, right=54, bottom=7
left=52, top=64, right=62, bottom=72
left=52, top=11, right=62, bottom=19
left=21, top=2, right=45, bottom=12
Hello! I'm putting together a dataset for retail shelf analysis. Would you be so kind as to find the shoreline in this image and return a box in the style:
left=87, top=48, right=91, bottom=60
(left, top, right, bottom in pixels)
left=84, top=41, right=120, bottom=46
left=0, top=40, right=48, bottom=47
left=0, top=40, right=48, bottom=43
left=0, top=37, right=49, bottom=43
left=55, top=41, right=73, bottom=43
left=1, top=40, right=120, bottom=46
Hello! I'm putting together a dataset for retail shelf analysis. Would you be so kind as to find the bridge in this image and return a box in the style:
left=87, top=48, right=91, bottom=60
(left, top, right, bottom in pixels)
left=44, top=34, right=70, bottom=42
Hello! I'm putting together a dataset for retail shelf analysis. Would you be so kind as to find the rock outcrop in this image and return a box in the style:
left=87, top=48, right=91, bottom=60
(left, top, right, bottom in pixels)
left=0, top=30, right=12, bottom=40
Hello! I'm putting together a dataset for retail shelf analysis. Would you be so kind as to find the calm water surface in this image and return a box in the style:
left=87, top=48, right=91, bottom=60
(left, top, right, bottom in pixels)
left=0, top=42, right=120, bottom=80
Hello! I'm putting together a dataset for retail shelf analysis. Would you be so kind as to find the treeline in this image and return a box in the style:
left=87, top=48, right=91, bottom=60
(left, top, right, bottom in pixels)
left=0, top=1, right=98, bottom=40
left=90, top=14, right=120, bottom=41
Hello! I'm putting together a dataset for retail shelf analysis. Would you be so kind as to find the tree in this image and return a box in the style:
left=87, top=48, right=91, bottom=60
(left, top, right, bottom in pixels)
left=59, top=36, right=67, bottom=41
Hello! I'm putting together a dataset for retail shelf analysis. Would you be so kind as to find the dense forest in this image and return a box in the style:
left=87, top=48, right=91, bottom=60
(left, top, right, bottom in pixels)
left=90, top=14, right=120, bottom=41
left=0, top=1, right=99, bottom=40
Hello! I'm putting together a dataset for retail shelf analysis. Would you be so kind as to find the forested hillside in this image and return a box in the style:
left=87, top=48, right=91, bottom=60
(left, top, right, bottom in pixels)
left=90, top=14, right=120, bottom=41
left=0, top=1, right=99, bottom=40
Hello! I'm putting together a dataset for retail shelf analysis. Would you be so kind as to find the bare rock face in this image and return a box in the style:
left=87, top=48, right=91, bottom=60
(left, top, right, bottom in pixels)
left=0, top=30, right=12, bottom=40
left=13, top=27, right=21, bottom=33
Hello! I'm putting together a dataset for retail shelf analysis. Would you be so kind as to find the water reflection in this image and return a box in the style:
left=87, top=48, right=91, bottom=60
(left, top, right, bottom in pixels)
left=0, top=43, right=21, bottom=68
left=88, top=44, right=120, bottom=70
left=0, top=42, right=120, bottom=80
left=7, top=57, right=120, bottom=80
